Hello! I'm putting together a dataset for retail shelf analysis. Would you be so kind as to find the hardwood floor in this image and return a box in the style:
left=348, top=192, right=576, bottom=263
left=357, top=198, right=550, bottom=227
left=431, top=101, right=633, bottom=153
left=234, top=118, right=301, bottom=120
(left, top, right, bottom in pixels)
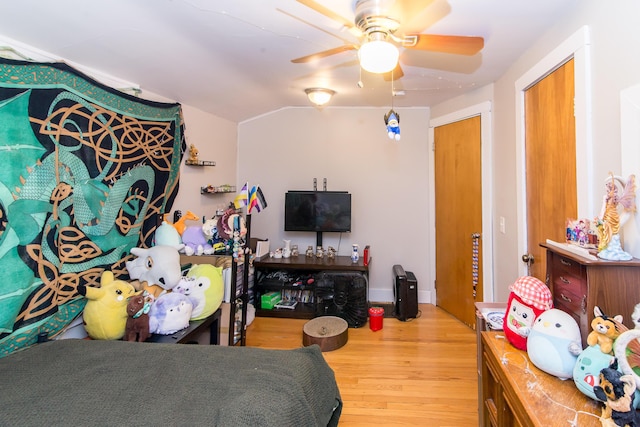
left=246, top=304, right=479, bottom=426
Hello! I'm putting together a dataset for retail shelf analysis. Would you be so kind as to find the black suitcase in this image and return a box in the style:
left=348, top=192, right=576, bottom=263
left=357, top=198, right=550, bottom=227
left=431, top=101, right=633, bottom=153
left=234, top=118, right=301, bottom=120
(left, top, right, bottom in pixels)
left=392, top=264, right=418, bottom=321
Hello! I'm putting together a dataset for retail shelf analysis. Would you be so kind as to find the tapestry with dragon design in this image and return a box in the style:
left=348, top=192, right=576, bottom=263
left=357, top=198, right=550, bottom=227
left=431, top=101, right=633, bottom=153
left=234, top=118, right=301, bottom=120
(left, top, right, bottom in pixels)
left=0, top=59, right=185, bottom=356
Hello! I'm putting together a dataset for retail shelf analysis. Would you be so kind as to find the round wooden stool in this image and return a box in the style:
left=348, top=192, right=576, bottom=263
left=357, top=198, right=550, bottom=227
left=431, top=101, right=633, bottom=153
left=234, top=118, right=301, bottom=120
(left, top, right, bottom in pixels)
left=302, top=316, right=348, bottom=352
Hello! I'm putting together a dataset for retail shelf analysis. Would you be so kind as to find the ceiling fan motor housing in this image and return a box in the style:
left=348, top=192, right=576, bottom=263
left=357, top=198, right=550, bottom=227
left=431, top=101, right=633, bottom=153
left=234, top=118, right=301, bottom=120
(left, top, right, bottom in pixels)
left=355, top=0, right=401, bottom=40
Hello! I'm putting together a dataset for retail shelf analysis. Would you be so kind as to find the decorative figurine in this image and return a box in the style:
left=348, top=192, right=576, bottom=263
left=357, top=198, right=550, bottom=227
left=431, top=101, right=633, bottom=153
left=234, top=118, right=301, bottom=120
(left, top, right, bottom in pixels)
left=290, top=244, right=299, bottom=257
left=595, top=173, right=636, bottom=261
left=351, top=244, right=359, bottom=263
left=327, top=246, right=336, bottom=259
left=315, top=246, right=324, bottom=258
left=188, top=143, right=199, bottom=163
left=384, top=109, right=400, bottom=141
left=305, top=245, right=314, bottom=258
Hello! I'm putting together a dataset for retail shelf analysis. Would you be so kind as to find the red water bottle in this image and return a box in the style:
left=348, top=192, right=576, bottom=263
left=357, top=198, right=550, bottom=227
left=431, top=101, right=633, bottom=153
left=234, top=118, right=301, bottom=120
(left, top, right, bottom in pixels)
left=363, top=245, right=370, bottom=266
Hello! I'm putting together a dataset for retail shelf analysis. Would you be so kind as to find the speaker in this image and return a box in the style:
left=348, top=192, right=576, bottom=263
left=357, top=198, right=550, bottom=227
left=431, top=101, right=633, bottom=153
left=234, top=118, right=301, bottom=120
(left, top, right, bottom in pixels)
left=393, top=264, right=418, bottom=321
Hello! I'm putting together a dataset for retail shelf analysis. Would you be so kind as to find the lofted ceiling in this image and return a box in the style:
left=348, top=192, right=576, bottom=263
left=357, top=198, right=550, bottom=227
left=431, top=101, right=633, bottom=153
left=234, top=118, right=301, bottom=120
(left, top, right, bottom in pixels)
left=0, top=0, right=578, bottom=123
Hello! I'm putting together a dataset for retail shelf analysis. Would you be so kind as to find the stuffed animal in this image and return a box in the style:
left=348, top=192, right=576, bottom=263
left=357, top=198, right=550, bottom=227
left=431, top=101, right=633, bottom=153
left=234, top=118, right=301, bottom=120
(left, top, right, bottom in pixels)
left=574, top=344, right=618, bottom=400
left=527, top=308, right=582, bottom=380
left=594, top=360, right=640, bottom=427
left=217, top=207, right=246, bottom=241
left=384, top=109, right=400, bottom=141
left=588, top=306, right=624, bottom=354
left=124, top=291, right=152, bottom=342
left=181, top=225, right=214, bottom=256
left=125, top=244, right=184, bottom=298
left=504, top=276, right=553, bottom=350
left=79, top=271, right=136, bottom=340
left=154, top=218, right=182, bottom=246
left=184, top=263, right=224, bottom=320
left=148, top=292, right=193, bottom=335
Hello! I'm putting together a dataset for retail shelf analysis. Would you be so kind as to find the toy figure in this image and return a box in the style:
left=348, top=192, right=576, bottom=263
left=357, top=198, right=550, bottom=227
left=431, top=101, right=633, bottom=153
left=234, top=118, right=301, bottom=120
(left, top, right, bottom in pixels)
left=384, top=109, right=400, bottom=141
left=188, top=144, right=199, bottom=163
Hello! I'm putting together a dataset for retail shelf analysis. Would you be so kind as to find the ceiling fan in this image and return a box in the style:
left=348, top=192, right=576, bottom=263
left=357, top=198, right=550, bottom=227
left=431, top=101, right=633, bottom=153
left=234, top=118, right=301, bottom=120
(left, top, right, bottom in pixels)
left=291, top=0, right=484, bottom=81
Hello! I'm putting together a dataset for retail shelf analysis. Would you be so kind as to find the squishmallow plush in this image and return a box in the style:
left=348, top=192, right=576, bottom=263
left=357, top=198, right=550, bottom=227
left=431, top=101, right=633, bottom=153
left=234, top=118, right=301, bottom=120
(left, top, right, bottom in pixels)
left=574, top=343, right=640, bottom=407
left=527, top=308, right=582, bottom=380
left=149, top=292, right=193, bottom=335
left=504, top=276, right=553, bottom=350
left=184, top=264, right=224, bottom=320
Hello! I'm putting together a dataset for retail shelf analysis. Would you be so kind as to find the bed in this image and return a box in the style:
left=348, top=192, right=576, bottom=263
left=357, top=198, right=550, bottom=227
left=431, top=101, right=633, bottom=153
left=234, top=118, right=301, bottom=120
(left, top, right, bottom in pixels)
left=0, top=339, right=342, bottom=427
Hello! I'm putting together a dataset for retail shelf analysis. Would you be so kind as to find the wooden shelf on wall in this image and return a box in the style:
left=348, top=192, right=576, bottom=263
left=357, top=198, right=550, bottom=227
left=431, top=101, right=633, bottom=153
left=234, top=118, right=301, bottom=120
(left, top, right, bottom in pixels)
left=185, top=159, right=216, bottom=166
left=201, top=185, right=236, bottom=194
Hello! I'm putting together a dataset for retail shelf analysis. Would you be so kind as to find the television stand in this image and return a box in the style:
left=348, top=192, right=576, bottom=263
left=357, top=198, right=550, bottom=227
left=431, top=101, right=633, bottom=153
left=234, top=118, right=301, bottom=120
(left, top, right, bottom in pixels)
left=253, top=255, right=370, bottom=326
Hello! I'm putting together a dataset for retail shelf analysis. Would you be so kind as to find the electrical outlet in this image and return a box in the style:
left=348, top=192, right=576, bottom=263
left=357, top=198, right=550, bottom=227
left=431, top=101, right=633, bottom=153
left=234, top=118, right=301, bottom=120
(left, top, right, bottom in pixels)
left=499, top=217, right=506, bottom=234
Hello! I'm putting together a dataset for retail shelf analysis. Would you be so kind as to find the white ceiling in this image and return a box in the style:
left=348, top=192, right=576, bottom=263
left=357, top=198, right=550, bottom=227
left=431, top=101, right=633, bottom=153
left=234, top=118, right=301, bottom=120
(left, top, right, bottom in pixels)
left=0, top=0, right=578, bottom=123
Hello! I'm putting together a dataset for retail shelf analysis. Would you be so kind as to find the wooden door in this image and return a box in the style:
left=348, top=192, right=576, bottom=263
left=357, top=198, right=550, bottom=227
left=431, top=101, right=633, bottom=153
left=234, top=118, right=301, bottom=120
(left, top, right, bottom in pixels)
left=524, top=59, right=576, bottom=280
left=434, top=115, right=483, bottom=328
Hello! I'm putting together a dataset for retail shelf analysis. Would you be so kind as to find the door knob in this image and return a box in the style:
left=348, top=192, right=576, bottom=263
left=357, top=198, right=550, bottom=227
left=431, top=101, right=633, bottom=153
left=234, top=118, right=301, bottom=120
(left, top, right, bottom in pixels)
left=522, top=253, right=534, bottom=265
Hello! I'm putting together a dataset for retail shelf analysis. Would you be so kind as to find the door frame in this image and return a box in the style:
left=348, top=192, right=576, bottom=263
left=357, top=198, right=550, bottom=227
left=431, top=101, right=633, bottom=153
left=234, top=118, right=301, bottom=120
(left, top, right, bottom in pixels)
left=515, top=25, right=593, bottom=276
left=429, top=101, right=494, bottom=302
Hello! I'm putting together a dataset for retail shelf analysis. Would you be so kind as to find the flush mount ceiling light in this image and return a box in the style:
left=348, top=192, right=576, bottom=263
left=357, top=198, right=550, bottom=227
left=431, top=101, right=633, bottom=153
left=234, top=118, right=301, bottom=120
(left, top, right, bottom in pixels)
left=357, top=31, right=399, bottom=74
left=305, top=88, right=335, bottom=107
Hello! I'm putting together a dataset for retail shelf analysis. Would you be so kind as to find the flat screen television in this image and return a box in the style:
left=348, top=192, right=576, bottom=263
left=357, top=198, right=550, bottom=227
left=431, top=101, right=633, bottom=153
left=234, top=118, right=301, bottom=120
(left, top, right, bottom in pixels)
left=284, top=191, right=351, bottom=233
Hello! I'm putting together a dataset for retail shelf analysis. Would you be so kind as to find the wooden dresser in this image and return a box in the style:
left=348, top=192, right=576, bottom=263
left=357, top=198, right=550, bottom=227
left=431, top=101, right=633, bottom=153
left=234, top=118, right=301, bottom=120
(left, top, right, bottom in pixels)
left=480, top=331, right=601, bottom=426
left=542, top=243, right=640, bottom=347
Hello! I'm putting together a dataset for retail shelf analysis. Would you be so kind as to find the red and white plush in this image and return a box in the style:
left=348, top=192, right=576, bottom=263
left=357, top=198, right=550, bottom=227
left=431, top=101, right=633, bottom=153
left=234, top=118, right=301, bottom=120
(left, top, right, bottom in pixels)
left=504, top=276, right=553, bottom=350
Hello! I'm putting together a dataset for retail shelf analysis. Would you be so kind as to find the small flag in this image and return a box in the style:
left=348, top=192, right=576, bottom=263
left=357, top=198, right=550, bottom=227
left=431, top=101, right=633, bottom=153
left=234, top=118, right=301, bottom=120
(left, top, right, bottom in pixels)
left=233, top=182, right=248, bottom=209
left=248, top=185, right=268, bottom=213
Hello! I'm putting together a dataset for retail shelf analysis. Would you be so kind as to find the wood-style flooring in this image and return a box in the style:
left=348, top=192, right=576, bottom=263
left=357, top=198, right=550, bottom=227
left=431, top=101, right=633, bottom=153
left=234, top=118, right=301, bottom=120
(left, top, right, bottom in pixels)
left=246, top=304, right=479, bottom=426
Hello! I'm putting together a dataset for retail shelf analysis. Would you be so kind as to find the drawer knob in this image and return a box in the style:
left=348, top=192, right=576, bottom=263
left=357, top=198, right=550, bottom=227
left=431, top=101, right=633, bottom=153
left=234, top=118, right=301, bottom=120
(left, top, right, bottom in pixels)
left=560, top=293, right=573, bottom=303
left=560, top=276, right=570, bottom=284
left=560, top=258, right=572, bottom=267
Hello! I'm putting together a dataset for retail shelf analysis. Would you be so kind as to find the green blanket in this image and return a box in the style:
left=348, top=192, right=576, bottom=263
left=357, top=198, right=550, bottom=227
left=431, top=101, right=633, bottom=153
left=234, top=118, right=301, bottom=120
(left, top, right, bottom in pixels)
left=0, top=340, right=342, bottom=426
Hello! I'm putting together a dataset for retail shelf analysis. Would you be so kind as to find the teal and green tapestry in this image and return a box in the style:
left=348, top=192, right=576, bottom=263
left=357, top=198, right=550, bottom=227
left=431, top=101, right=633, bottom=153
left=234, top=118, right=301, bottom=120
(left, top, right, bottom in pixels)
left=0, top=59, right=185, bottom=356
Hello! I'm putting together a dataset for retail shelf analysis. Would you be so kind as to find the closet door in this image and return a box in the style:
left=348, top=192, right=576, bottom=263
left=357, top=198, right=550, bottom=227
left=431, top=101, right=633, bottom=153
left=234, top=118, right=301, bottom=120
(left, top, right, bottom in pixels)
left=434, top=115, right=483, bottom=328
left=524, top=58, right=576, bottom=280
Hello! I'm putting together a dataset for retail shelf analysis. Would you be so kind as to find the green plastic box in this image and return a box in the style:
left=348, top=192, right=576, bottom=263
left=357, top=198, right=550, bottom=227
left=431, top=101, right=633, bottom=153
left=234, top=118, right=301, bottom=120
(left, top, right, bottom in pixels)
left=261, top=291, right=282, bottom=310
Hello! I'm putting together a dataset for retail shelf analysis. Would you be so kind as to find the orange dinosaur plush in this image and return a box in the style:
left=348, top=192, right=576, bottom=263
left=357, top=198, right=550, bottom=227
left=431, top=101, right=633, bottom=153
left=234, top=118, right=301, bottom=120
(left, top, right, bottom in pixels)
left=587, top=306, right=623, bottom=354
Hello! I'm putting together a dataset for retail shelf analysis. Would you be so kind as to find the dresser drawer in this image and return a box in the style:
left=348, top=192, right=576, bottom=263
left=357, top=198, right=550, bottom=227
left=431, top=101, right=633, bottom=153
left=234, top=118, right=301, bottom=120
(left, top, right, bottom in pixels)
left=553, top=274, right=587, bottom=315
left=550, top=252, right=585, bottom=278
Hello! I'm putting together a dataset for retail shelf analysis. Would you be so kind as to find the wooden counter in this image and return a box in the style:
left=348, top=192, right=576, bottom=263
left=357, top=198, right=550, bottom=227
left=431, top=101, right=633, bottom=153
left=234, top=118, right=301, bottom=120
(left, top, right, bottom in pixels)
left=480, top=331, right=601, bottom=426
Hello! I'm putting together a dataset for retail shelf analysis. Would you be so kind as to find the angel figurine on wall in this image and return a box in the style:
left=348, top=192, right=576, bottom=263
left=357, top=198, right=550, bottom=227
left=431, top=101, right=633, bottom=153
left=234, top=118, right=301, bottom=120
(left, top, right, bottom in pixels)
left=595, top=173, right=637, bottom=260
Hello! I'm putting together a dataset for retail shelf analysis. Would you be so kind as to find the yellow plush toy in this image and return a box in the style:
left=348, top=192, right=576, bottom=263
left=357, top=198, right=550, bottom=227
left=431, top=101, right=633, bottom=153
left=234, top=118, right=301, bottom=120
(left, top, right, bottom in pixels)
left=79, top=271, right=137, bottom=340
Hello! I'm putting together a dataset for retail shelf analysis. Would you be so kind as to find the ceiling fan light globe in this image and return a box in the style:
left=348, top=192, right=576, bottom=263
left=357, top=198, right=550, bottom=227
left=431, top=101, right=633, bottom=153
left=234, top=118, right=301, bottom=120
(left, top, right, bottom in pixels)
left=358, top=40, right=399, bottom=74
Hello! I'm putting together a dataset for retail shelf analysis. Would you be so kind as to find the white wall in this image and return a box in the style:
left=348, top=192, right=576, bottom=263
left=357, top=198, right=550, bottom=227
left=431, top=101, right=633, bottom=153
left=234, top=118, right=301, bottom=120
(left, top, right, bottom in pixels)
left=170, top=105, right=238, bottom=222
left=237, top=107, right=431, bottom=303
left=432, top=0, right=640, bottom=301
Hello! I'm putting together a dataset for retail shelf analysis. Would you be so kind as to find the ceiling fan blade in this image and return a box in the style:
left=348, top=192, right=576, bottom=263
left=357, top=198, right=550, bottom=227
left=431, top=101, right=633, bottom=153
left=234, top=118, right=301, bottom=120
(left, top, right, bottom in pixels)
left=390, top=0, right=436, bottom=28
left=383, top=63, right=404, bottom=81
left=291, top=44, right=358, bottom=64
left=405, top=34, right=484, bottom=56
left=296, top=0, right=355, bottom=30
